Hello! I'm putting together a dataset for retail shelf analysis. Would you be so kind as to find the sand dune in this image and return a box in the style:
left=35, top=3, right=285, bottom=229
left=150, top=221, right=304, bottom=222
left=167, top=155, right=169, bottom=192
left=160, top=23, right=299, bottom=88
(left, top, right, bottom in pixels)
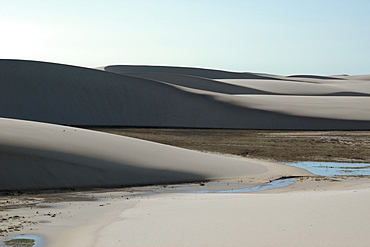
left=125, top=72, right=273, bottom=95
left=103, top=64, right=278, bottom=80
left=217, top=79, right=370, bottom=96
left=215, top=95, right=370, bottom=120
left=1, top=59, right=370, bottom=129
left=0, top=117, right=311, bottom=191
left=288, top=74, right=344, bottom=80
left=335, top=74, right=370, bottom=80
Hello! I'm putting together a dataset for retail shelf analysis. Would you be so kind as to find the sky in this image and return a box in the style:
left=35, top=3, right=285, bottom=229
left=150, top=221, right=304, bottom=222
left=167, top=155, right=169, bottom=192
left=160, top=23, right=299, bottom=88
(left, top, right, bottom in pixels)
left=1, top=0, right=369, bottom=76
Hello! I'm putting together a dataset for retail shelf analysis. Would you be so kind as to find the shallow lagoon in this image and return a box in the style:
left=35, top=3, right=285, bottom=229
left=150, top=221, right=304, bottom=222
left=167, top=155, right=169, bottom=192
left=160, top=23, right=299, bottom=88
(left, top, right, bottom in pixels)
left=283, top=162, right=370, bottom=177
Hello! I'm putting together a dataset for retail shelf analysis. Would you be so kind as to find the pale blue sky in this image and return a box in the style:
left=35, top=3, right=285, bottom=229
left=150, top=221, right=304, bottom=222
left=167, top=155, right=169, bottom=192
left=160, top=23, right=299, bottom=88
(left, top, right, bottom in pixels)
left=1, top=0, right=369, bottom=75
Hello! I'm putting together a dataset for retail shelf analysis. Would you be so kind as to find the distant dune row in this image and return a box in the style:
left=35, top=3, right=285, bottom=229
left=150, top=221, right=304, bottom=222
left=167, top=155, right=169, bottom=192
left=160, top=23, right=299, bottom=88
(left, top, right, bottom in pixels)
left=1, top=59, right=370, bottom=129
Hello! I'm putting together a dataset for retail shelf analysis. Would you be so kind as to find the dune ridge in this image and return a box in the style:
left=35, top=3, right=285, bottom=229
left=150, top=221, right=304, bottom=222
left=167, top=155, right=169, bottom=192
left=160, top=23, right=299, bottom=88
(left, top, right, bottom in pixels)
left=125, top=72, right=274, bottom=95
left=104, top=64, right=279, bottom=80
left=1, top=59, right=370, bottom=129
left=288, top=74, right=344, bottom=80
left=0, top=117, right=311, bottom=191
left=217, top=79, right=370, bottom=96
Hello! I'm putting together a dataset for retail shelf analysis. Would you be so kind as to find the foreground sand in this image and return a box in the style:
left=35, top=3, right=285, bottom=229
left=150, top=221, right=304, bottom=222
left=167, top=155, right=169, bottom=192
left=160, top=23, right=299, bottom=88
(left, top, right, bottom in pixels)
left=1, top=177, right=370, bottom=247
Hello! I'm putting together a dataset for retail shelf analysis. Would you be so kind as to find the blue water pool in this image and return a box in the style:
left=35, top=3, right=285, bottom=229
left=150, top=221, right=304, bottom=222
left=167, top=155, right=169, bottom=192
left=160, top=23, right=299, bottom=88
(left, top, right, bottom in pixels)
left=282, top=162, right=370, bottom=177
left=192, top=178, right=295, bottom=193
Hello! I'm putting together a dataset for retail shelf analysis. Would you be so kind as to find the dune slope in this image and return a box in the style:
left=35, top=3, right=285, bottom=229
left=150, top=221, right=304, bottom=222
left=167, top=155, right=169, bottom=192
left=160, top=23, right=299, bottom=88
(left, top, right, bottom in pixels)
left=125, top=72, right=273, bottom=95
left=0, top=118, right=310, bottom=190
left=104, top=64, right=278, bottom=80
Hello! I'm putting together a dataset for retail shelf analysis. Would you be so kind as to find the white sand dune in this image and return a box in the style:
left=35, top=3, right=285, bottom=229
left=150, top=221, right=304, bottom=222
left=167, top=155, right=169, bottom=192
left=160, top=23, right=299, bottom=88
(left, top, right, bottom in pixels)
left=0, top=117, right=310, bottom=191
left=217, top=79, right=370, bottom=96
left=287, top=74, right=345, bottom=80
left=1, top=59, right=370, bottom=129
left=125, top=72, right=273, bottom=95
left=335, top=74, right=370, bottom=80
left=215, top=95, right=370, bottom=121
left=103, top=64, right=278, bottom=80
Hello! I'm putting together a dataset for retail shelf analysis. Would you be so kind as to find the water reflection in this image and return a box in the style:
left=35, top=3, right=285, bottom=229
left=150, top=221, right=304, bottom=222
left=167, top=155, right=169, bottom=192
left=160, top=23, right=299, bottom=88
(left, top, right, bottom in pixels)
left=191, top=178, right=295, bottom=193
left=148, top=178, right=295, bottom=194
left=283, top=162, right=370, bottom=177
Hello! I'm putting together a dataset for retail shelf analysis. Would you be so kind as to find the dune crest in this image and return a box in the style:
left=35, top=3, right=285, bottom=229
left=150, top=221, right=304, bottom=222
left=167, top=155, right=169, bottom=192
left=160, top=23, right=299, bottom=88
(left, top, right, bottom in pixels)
left=103, top=64, right=278, bottom=80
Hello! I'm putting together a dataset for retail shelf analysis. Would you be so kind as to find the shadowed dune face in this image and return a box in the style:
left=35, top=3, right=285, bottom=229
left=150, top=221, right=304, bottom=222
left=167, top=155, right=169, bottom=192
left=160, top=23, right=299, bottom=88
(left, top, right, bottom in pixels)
left=0, top=151, right=206, bottom=190
left=1, top=59, right=370, bottom=130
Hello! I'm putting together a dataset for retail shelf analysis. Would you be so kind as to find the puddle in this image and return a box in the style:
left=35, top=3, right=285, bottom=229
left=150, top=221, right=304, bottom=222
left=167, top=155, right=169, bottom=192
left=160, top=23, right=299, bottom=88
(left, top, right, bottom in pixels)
left=139, top=178, right=296, bottom=195
left=190, top=178, right=295, bottom=193
left=283, top=162, right=370, bottom=177
left=0, top=235, right=45, bottom=247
